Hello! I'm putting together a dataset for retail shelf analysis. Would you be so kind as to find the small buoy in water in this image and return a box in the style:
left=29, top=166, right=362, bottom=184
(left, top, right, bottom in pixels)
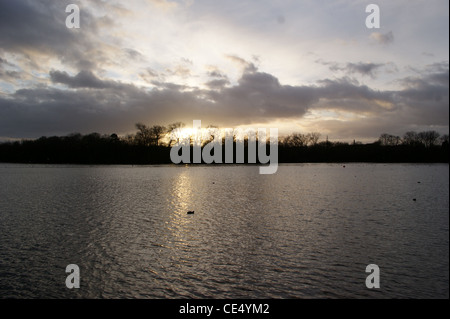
left=413, top=198, right=417, bottom=201
left=187, top=211, right=195, bottom=214
left=343, top=165, right=346, bottom=168
left=417, top=181, right=421, bottom=184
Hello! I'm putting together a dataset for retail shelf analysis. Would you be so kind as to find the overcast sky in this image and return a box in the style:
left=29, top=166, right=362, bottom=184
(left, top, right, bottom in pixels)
left=0, top=0, right=448, bottom=141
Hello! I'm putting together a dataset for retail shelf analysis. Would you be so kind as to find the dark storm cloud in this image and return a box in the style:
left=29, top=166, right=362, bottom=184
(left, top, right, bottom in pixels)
left=0, top=0, right=448, bottom=141
left=0, top=66, right=310, bottom=137
left=0, top=1, right=447, bottom=141
left=317, top=64, right=450, bottom=139
left=0, top=59, right=448, bottom=138
left=0, top=83, right=151, bottom=137
left=399, top=62, right=449, bottom=98
left=1, top=58, right=444, bottom=138
left=317, top=77, right=393, bottom=104
left=211, top=70, right=317, bottom=121
left=50, top=70, right=119, bottom=89
left=394, top=64, right=449, bottom=126
left=0, top=0, right=104, bottom=70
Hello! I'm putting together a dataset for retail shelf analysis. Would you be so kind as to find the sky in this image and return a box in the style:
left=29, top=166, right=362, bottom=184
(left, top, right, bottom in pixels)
left=0, top=0, right=448, bottom=142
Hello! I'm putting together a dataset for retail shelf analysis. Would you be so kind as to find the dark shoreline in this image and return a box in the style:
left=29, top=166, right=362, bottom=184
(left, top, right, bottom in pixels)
left=1, top=134, right=448, bottom=165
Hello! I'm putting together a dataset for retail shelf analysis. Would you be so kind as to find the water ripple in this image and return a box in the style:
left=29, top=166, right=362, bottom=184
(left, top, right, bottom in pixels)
left=0, top=164, right=448, bottom=298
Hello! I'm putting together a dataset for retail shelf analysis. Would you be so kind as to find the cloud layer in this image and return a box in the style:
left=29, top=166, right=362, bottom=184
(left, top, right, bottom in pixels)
left=0, top=0, right=448, bottom=141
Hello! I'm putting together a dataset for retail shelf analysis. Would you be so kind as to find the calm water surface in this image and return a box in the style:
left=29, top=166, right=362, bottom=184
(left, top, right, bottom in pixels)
left=0, top=163, right=448, bottom=298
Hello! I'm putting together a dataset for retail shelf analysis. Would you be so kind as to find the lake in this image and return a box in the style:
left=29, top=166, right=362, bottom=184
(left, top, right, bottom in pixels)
left=0, top=163, right=448, bottom=298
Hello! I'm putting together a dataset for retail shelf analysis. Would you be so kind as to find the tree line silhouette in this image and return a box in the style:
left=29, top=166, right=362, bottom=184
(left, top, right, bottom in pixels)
left=0, top=122, right=448, bottom=164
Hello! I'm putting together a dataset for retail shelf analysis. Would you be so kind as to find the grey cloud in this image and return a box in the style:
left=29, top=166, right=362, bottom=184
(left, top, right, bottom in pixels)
left=207, top=69, right=229, bottom=79
left=384, top=62, right=399, bottom=74
left=0, top=59, right=448, bottom=140
left=319, top=60, right=386, bottom=78
left=395, top=66, right=449, bottom=126
left=150, top=81, right=191, bottom=91
left=320, top=77, right=387, bottom=97
left=205, top=79, right=230, bottom=89
left=344, top=63, right=383, bottom=77
left=0, top=57, right=22, bottom=81
left=0, top=57, right=13, bottom=67
left=202, top=71, right=318, bottom=124
left=400, top=62, right=449, bottom=89
left=49, top=70, right=119, bottom=89
left=1, top=65, right=317, bottom=136
left=0, top=0, right=110, bottom=71
left=425, top=61, right=450, bottom=75
left=0, top=83, right=155, bottom=137
left=0, top=70, right=21, bottom=81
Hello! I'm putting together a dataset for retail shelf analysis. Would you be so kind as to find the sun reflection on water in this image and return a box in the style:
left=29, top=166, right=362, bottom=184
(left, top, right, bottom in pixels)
left=166, top=170, right=197, bottom=247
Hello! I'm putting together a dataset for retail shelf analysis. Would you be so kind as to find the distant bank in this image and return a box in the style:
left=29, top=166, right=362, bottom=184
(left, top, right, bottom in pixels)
left=0, top=132, right=448, bottom=164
